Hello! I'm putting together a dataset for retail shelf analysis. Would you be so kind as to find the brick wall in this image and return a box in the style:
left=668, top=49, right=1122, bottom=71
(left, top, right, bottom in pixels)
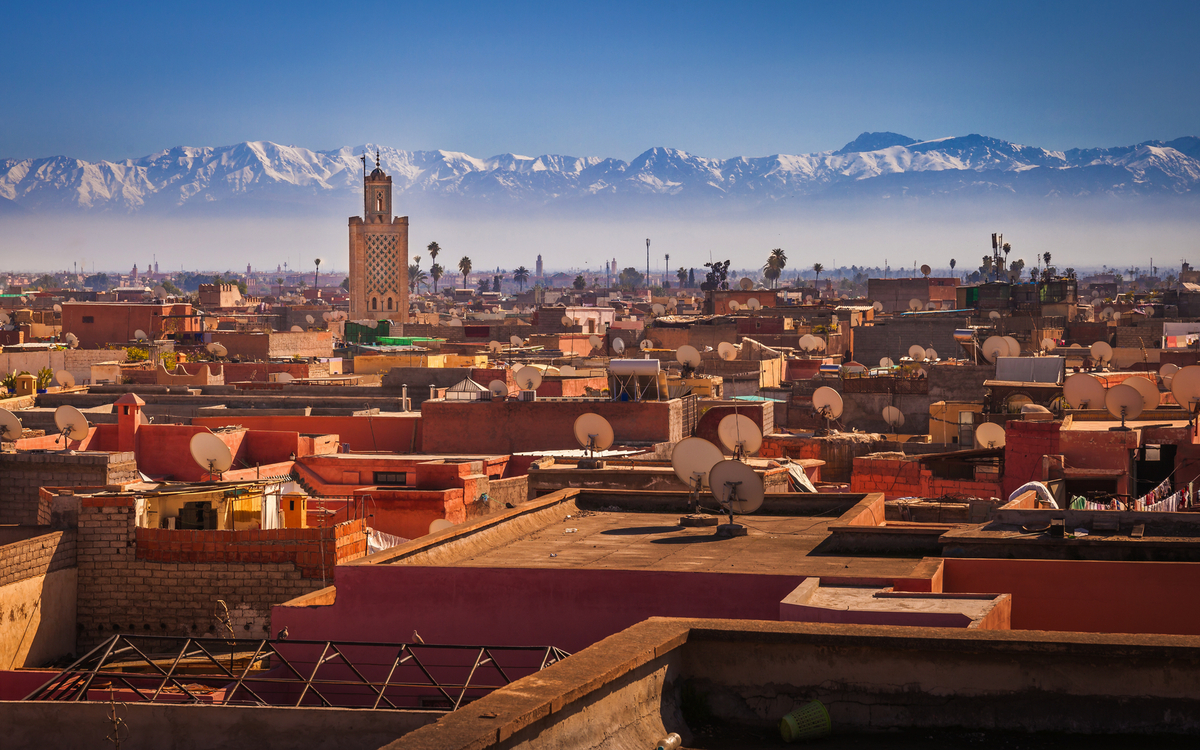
left=0, top=530, right=76, bottom=588
left=0, top=451, right=137, bottom=525
left=75, top=497, right=367, bottom=650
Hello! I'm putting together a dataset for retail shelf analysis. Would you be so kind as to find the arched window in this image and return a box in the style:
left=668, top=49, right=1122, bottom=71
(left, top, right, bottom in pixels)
left=371, top=297, right=378, bottom=311
left=387, top=297, right=393, bottom=310
left=376, top=192, right=384, bottom=212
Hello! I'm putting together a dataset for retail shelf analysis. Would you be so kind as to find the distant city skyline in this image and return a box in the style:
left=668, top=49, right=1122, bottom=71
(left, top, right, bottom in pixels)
left=1, top=1, right=1197, bottom=162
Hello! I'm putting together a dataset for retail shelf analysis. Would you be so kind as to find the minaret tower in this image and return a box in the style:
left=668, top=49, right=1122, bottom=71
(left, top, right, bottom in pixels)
left=348, top=149, right=409, bottom=323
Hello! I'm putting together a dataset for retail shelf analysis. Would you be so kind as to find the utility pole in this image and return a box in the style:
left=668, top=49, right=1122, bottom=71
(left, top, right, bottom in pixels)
left=665, top=253, right=670, bottom=286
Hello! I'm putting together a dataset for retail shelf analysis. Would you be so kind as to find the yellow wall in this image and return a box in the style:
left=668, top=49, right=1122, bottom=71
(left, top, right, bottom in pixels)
left=353, top=353, right=447, bottom=374
left=444, top=353, right=488, bottom=368
left=929, top=401, right=983, bottom=445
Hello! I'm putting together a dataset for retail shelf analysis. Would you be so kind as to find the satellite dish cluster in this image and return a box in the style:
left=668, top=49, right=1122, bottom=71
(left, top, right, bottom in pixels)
left=669, top=414, right=766, bottom=536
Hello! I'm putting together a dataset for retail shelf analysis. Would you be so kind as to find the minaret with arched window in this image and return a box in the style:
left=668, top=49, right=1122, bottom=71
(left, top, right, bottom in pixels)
left=349, top=149, right=409, bottom=324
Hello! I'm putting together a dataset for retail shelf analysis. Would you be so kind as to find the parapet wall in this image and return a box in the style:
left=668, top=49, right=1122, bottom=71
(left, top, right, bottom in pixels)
left=0, top=530, right=75, bottom=588
left=0, top=451, right=138, bottom=525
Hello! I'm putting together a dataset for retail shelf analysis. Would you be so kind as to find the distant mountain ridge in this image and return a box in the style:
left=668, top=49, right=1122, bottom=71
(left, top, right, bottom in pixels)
left=2, top=132, right=1197, bottom=214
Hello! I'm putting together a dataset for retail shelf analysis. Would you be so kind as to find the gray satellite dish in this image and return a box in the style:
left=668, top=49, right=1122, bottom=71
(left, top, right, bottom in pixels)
left=908, top=298, right=923, bottom=311
left=717, top=414, right=762, bottom=456
left=746, top=298, right=761, bottom=310
left=54, top=405, right=89, bottom=444
left=562, top=315, right=574, bottom=326
left=306, top=314, right=315, bottom=324
left=154, top=285, right=168, bottom=298
left=589, top=335, right=602, bottom=348
left=728, top=300, right=741, bottom=312
left=708, top=459, right=765, bottom=536
left=879, top=357, right=894, bottom=368
left=488, top=380, right=509, bottom=398
left=134, top=329, right=148, bottom=342
left=0, top=408, right=23, bottom=441
left=1124, top=376, right=1160, bottom=411
left=65, top=332, right=79, bottom=348
left=612, top=337, right=626, bottom=354
left=989, top=310, right=1001, bottom=321
left=1063, top=373, right=1106, bottom=409
left=872, top=301, right=883, bottom=312
left=812, top=386, right=843, bottom=420
left=514, top=366, right=543, bottom=390
left=920, top=264, right=931, bottom=277
left=189, top=432, right=233, bottom=478
left=1171, top=366, right=1200, bottom=415
left=677, top=345, right=701, bottom=368
left=207, top=342, right=228, bottom=358
left=651, top=303, right=666, bottom=315
left=1105, top=383, right=1144, bottom=428
left=53, top=303, right=62, bottom=312
left=489, top=340, right=504, bottom=353
left=510, top=335, right=524, bottom=347
left=739, top=278, right=754, bottom=291
left=671, top=437, right=724, bottom=490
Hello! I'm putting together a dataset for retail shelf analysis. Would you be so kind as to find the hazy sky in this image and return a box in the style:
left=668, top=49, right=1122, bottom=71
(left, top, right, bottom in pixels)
left=2, top=0, right=1197, bottom=162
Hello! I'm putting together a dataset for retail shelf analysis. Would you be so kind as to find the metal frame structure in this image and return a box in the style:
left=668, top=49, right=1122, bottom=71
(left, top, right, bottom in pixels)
left=26, top=635, right=570, bottom=712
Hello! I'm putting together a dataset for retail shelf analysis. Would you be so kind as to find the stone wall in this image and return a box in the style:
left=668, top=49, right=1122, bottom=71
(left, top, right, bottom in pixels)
left=0, top=451, right=138, bottom=525
left=0, top=530, right=75, bottom=587
left=0, top=530, right=78, bottom=666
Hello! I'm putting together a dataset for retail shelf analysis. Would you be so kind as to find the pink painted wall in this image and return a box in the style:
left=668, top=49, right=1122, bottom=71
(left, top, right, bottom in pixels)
left=194, top=414, right=422, bottom=454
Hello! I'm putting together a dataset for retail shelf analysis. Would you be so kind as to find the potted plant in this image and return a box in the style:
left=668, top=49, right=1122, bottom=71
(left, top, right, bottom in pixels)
left=36, top=367, right=54, bottom=393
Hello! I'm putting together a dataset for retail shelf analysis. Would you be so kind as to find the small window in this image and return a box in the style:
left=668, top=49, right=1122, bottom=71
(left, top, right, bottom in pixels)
left=387, top=297, right=393, bottom=310
left=374, top=472, right=407, bottom=485
left=82, top=316, right=94, bottom=323
left=289, top=500, right=295, bottom=511
left=371, top=297, right=378, bottom=311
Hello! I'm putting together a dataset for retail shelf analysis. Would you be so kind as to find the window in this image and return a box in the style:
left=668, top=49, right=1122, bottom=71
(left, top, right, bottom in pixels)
left=371, top=297, right=378, bottom=311
left=387, top=297, right=393, bottom=310
left=374, top=472, right=407, bottom=485
left=82, top=316, right=94, bottom=323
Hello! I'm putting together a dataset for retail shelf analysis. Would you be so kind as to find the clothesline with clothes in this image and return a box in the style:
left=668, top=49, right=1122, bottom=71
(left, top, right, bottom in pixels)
left=1067, top=477, right=1194, bottom=512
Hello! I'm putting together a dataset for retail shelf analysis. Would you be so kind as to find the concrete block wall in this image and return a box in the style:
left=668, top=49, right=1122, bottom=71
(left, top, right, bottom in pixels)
left=0, top=530, right=76, bottom=587
left=75, top=496, right=365, bottom=650
left=0, top=451, right=137, bottom=525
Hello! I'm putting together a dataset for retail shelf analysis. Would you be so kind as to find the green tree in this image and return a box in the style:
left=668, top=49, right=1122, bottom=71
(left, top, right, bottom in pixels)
left=339, top=277, right=350, bottom=291
left=618, top=267, right=644, bottom=290
left=408, top=264, right=428, bottom=293
left=513, top=266, right=530, bottom=290
left=1043, top=252, right=1052, bottom=268
left=573, top=274, right=586, bottom=290
left=426, top=241, right=440, bottom=268
left=812, top=262, right=824, bottom=284
left=477, top=276, right=491, bottom=293
left=677, top=267, right=687, bottom=286
left=458, top=256, right=472, bottom=289
left=33, top=274, right=55, bottom=290
left=84, top=272, right=110, bottom=289
left=493, top=275, right=502, bottom=292
left=949, top=258, right=957, bottom=274
left=688, top=268, right=696, bottom=287
left=430, top=263, right=444, bottom=293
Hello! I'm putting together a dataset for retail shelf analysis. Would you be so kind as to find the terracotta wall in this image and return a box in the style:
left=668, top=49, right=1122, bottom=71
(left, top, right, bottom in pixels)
left=194, top=414, right=422, bottom=454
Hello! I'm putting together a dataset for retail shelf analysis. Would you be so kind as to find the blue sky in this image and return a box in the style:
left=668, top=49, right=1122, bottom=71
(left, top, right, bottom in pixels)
left=1, top=0, right=1197, bottom=161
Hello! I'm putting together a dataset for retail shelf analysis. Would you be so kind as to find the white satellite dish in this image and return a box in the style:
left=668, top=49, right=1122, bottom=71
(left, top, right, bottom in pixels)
left=54, top=370, right=75, bottom=388
left=573, top=413, right=615, bottom=455
left=651, top=303, right=666, bottom=315
left=589, top=335, right=602, bottom=348
left=488, top=380, right=509, bottom=398
left=1040, top=338, right=1056, bottom=352
left=134, top=329, right=148, bottom=342
left=560, top=365, right=576, bottom=375
left=882, top=405, right=905, bottom=429
left=981, top=336, right=1007, bottom=363
left=879, top=357, right=894, bottom=368
left=872, top=301, right=883, bottom=312
left=908, top=298, right=923, bottom=312
left=1092, top=289, right=1101, bottom=298
left=54, top=405, right=89, bottom=444
left=1002, top=336, right=1021, bottom=357
left=275, top=372, right=295, bottom=383
left=718, top=342, right=738, bottom=361
left=746, top=298, right=761, bottom=310
left=908, top=345, right=927, bottom=361
left=154, top=285, right=168, bottom=297
left=639, top=339, right=653, bottom=351
left=65, top=332, right=79, bottom=349
left=677, top=345, right=701, bottom=368
left=290, top=325, right=304, bottom=332
left=728, top=300, right=741, bottom=312
left=925, top=301, right=938, bottom=310
left=562, top=315, right=574, bottom=326
left=709, top=459, right=765, bottom=515
left=975, top=422, right=1006, bottom=449
left=812, top=386, right=843, bottom=421
left=0, top=312, right=10, bottom=325
left=448, top=318, right=463, bottom=327
left=1171, top=366, right=1200, bottom=414
left=1124, top=376, right=1160, bottom=411
left=799, top=334, right=815, bottom=352
left=1160, top=363, right=1180, bottom=379
left=989, top=310, right=1001, bottom=321
left=671, top=437, right=725, bottom=490
left=612, top=337, right=626, bottom=354
left=925, top=348, right=938, bottom=361
left=1105, top=383, right=1144, bottom=426
left=53, top=303, right=62, bottom=313
left=920, top=264, right=932, bottom=277
left=1090, top=341, right=1113, bottom=364
left=739, top=278, right=754, bottom=291
left=805, top=295, right=814, bottom=303
left=306, top=314, right=314, bottom=324
left=0, top=408, right=23, bottom=440
left=488, top=340, right=503, bottom=353
left=717, top=413, right=762, bottom=456
left=1063, top=373, right=1106, bottom=409
left=207, top=342, right=228, bottom=357
left=509, top=335, right=524, bottom=347
left=429, top=519, right=455, bottom=534
left=189, top=432, right=234, bottom=478
left=514, top=366, right=543, bottom=390
left=322, top=312, right=332, bottom=321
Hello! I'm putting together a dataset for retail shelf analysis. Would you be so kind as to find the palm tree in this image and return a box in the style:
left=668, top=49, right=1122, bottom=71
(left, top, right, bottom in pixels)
left=430, top=263, right=444, bottom=293
left=812, top=262, right=824, bottom=284
left=1043, top=252, right=1052, bottom=268
left=573, top=274, right=586, bottom=290
left=458, top=256, right=472, bottom=289
left=949, top=258, right=956, bottom=273
left=427, top=241, right=440, bottom=267
left=763, top=256, right=782, bottom=288
left=513, top=266, right=530, bottom=290
left=313, top=257, right=322, bottom=289
left=408, top=264, right=428, bottom=294
left=677, top=267, right=687, bottom=287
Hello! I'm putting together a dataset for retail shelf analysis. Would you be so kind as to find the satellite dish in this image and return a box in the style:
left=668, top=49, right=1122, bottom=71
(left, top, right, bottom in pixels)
left=872, top=301, right=883, bottom=312
left=671, top=437, right=725, bottom=489
left=812, top=386, right=844, bottom=419
left=805, top=295, right=814, bottom=303
left=1040, top=338, right=1056, bottom=352
left=53, top=303, right=62, bottom=313
left=1112, top=312, right=1121, bottom=321
left=1124, top=376, right=1160, bottom=411
left=815, top=337, right=827, bottom=352
left=920, top=264, right=931, bottom=277
left=1092, top=289, right=1101, bottom=298
left=322, top=312, right=331, bottom=321
left=154, top=285, right=168, bottom=298
left=746, top=298, right=761, bottom=310
left=1171, top=365, right=1200, bottom=414
left=677, top=345, right=701, bottom=368
left=1063, top=373, right=1106, bottom=409
left=925, top=301, right=938, bottom=310
left=0, top=312, right=9, bottom=324
left=65, top=332, right=79, bottom=348
left=275, top=372, right=295, bottom=383
left=908, top=345, right=927, bottom=361
left=573, top=413, right=615, bottom=454
left=1105, top=383, right=1144, bottom=425
left=879, top=357, right=894, bottom=368
left=514, top=366, right=543, bottom=390
left=448, top=318, right=463, bottom=327
left=1102, top=307, right=1116, bottom=320
left=488, top=340, right=503, bottom=353
left=718, top=342, right=738, bottom=361
left=709, top=459, right=765, bottom=514
left=560, top=365, right=576, bottom=375
left=189, top=432, right=233, bottom=477
left=1160, top=363, right=1180, bottom=379
left=651, top=303, right=666, bottom=315
left=134, top=329, right=148, bottom=342
left=989, top=310, right=1001, bottom=321
left=488, top=380, right=509, bottom=398
left=882, top=405, right=905, bottom=429
left=0, top=408, right=23, bottom=440
left=306, top=314, right=315, bottom=324
left=54, top=405, right=89, bottom=443
left=975, top=422, right=1007, bottom=448
left=429, top=519, right=455, bottom=534
left=207, top=342, right=228, bottom=357
left=908, top=298, right=923, bottom=312
left=589, top=335, right=602, bottom=348
left=290, top=325, right=304, bottom=332
left=509, top=335, right=524, bottom=347
left=981, top=336, right=1007, bottom=363
left=1002, top=336, right=1021, bottom=357
left=561, top=315, right=574, bottom=326
left=54, top=370, right=75, bottom=388
left=639, top=339, right=653, bottom=351
left=612, top=337, right=626, bottom=354
left=926, top=348, right=938, bottom=361
left=831, top=315, right=839, bottom=325
left=728, top=300, right=741, bottom=312
left=1090, top=341, right=1113, bottom=364
left=798, top=334, right=814, bottom=352
left=717, top=414, right=762, bottom=456
left=739, top=278, right=754, bottom=291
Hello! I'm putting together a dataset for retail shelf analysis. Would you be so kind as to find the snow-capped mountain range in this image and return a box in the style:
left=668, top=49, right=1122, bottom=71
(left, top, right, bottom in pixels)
left=1, top=132, right=1197, bottom=215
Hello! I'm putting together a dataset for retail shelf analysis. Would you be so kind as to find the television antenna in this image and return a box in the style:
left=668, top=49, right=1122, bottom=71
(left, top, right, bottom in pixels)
left=812, top=386, right=843, bottom=434
left=514, top=366, right=543, bottom=391
left=671, top=437, right=724, bottom=526
left=717, top=413, right=762, bottom=458
left=882, top=405, right=905, bottom=431
left=718, top=342, right=738, bottom=361
left=1063, top=373, right=1106, bottom=409
left=1105, top=383, right=1143, bottom=430
left=975, top=422, right=1006, bottom=448
left=0, top=408, right=23, bottom=441
left=573, top=413, right=614, bottom=469
left=709, top=459, right=765, bottom=537
left=54, top=405, right=89, bottom=448
left=611, top=337, right=626, bottom=355
left=189, top=432, right=233, bottom=480
left=54, top=370, right=75, bottom=388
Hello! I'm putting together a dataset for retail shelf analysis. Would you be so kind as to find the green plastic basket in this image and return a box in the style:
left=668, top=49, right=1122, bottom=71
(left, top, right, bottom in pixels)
left=780, top=700, right=831, bottom=742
